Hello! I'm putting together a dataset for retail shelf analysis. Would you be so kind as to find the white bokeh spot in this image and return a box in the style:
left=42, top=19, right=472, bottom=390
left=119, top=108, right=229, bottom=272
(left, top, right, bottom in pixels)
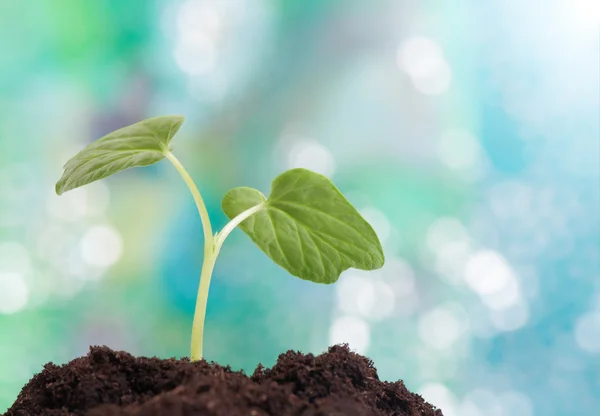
left=286, top=140, right=336, bottom=177
left=418, top=303, right=470, bottom=350
left=359, top=207, right=391, bottom=243
left=329, top=315, right=370, bottom=355
left=419, top=383, right=458, bottom=416
left=574, top=311, right=600, bottom=353
left=397, top=36, right=452, bottom=95
left=80, top=225, right=123, bottom=268
left=464, top=250, right=522, bottom=311
left=0, top=272, right=29, bottom=314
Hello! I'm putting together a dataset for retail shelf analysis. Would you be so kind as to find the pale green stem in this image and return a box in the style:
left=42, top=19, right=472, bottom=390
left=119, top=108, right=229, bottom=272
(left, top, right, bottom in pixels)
left=189, top=248, right=217, bottom=361
left=214, top=203, right=265, bottom=253
left=165, top=151, right=214, bottom=361
left=164, top=151, right=265, bottom=361
left=164, top=152, right=213, bottom=244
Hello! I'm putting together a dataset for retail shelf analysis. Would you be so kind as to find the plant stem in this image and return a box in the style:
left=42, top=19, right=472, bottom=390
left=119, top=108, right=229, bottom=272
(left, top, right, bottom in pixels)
left=165, top=151, right=214, bottom=361
left=214, top=203, right=265, bottom=253
left=189, top=247, right=217, bottom=361
left=165, top=152, right=213, bottom=244
left=164, top=151, right=265, bottom=361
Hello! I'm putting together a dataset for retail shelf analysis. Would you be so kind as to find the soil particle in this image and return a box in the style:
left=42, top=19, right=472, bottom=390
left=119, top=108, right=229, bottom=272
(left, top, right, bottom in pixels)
left=6, top=344, right=442, bottom=416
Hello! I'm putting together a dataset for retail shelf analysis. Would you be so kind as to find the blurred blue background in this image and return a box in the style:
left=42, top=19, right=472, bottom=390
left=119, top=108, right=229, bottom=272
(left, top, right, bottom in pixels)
left=0, top=0, right=599, bottom=414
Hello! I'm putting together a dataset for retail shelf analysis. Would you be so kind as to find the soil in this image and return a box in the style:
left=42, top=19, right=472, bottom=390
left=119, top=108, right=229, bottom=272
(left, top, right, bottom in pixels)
left=5, top=344, right=443, bottom=416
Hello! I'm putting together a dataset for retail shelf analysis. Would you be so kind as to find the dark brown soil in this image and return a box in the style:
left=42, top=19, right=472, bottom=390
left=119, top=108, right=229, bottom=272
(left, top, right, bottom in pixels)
left=5, top=344, right=442, bottom=416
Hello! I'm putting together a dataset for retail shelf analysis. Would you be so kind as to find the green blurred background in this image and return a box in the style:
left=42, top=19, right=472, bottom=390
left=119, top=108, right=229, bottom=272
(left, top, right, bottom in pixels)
left=0, top=0, right=599, bottom=415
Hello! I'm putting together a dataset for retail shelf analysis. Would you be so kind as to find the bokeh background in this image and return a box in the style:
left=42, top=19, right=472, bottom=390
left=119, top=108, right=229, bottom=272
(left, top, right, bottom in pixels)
left=0, top=0, right=599, bottom=414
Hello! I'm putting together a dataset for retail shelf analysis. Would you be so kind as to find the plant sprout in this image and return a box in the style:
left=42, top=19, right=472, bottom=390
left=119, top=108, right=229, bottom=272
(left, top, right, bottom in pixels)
left=56, top=115, right=385, bottom=361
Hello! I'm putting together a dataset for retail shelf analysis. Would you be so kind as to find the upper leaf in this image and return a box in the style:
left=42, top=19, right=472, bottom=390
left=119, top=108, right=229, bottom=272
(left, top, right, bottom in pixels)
left=222, top=168, right=385, bottom=284
left=55, top=115, right=185, bottom=195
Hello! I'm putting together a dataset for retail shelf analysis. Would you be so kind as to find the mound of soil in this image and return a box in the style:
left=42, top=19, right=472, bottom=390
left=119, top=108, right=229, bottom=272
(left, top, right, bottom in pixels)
left=6, top=344, right=442, bottom=416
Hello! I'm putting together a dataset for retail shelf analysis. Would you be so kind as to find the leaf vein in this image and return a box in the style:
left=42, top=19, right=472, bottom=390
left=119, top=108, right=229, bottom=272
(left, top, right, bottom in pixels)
left=265, top=209, right=291, bottom=269
left=274, top=200, right=370, bottom=240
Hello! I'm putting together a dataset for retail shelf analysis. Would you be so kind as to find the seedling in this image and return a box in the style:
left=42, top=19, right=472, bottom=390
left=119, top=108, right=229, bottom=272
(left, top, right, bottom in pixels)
left=56, top=115, right=385, bottom=361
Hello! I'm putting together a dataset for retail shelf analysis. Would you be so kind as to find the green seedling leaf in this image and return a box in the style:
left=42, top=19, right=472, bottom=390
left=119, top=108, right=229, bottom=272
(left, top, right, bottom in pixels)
left=222, top=168, right=385, bottom=284
left=55, top=115, right=185, bottom=195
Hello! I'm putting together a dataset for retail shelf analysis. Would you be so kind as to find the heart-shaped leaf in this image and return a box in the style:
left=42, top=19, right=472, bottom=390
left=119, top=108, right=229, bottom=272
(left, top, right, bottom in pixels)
left=55, top=115, right=185, bottom=195
left=222, top=168, right=385, bottom=284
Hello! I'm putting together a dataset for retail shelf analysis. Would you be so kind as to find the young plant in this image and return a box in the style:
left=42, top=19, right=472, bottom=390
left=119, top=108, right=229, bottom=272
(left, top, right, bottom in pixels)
left=56, top=115, right=385, bottom=361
